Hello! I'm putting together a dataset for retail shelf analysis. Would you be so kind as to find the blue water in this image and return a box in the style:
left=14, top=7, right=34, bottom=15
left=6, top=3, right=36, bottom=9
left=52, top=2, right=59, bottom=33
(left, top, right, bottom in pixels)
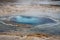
left=0, top=15, right=60, bottom=35
left=10, top=16, right=56, bottom=25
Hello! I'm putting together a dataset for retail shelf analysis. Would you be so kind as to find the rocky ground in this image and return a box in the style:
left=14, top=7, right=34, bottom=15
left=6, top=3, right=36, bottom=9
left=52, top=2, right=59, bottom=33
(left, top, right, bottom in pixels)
left=0, top=4, right=60, bottom=16
left=0, top=32, right=60, bottom=40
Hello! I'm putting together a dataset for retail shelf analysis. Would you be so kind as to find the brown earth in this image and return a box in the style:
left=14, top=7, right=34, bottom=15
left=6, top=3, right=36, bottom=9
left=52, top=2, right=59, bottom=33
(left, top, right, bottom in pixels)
left=0, top=32, right=60, bottom=40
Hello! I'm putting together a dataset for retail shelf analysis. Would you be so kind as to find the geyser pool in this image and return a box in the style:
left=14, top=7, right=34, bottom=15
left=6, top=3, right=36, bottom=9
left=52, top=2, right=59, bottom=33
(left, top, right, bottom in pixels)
left=10, top=16, right=56, bottom=25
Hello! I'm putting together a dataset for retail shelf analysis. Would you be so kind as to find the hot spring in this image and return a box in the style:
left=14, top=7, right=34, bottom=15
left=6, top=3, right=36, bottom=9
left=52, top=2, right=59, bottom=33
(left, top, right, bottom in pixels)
left=10, top=15, right=56, bottom=25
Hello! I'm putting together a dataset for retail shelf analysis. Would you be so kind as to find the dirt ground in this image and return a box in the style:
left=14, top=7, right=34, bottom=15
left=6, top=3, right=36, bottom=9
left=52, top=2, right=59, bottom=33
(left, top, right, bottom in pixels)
left=0, top=35, right=60, bottom=40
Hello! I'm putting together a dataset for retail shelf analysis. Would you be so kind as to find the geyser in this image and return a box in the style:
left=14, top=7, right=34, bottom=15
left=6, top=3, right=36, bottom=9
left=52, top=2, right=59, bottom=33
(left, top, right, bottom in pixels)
left=10, top=16, right=56, bottom=25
